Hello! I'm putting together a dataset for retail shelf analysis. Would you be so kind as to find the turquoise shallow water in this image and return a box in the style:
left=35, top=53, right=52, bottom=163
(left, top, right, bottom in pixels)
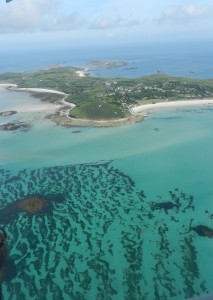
left=0, top=91, right=213, bottom=300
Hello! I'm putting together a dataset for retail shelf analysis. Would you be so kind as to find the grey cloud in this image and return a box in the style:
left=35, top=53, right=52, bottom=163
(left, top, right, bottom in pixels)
left=0, top=0, right=139, bottom=34
left=42, top=13, right=85, bottom=31
left=126, top=19, right=140, bottom=27
left=89, top=15, right=140, bottom=29
left=159, top=4, right=211, bottom=23
left=89, top=15, right=122, bottom=29
left=0, top=0, right=84, bottom=33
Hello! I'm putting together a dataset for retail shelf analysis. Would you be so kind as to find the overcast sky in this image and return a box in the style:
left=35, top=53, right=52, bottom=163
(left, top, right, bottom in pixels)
left=0, top=0, right=212, bottom=49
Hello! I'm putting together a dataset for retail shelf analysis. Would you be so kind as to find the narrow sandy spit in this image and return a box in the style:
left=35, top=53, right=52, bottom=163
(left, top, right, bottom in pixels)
left=15, top=87, right=67, bottom=96
left=0, top=84, right=74, bottom=114
left=0, top=83, right=17, bottom=91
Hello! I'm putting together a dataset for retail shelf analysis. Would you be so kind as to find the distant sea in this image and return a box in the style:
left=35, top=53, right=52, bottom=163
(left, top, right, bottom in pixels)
left=0, top=40, right=213, bottom=300
left=0, top=39, right=213, bottom=79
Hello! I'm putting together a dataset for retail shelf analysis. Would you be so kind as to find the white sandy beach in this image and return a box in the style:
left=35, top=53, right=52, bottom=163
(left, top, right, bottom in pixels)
left=15, top=87, right=67, bottom=96
left=0, top=83, right=68, bottom=96
left=130, top=99, right=213, bottom=115
left=0, top=83, right=71, bottom=114
left=1, top=83, right=213, bottom=125
left=0, top=83, right=17, bottom=91
left=76, top=68, right=89, bottom=77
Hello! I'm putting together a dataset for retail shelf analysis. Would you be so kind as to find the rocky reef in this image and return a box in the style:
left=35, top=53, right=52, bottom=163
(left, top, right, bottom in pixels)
left=0, top=193, right=65, bottom=224
left=87, top=60, right=128, bottom=69
left=0, top=111, right=17, bottom=117
left=191, top=224, right=213, bottom=238
left=0, top=121, right=31, bottom=132
left=18, top=196, right=51, bottom=214
left=0, top=163, right=212, bottom=300
left=0, top=259, right=17, bottom=283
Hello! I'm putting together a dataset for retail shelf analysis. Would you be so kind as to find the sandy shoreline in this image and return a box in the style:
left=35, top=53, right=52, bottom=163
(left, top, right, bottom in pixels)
left=49, top=113, right=144, bottom=127
left=0, top=83, right=72, bottom=114
left=49, top=98, right=213, bottom=127
left=130, top=99, right=213, bottom=115
left=15, top=87, right=67, bottom=96
left=1, top=83, right=213, bottom=126
left=0, top=83, right=17, bottom=91
left=76, top=68, right=89, bottom=77
left=0, top=83, right=67, bottom=96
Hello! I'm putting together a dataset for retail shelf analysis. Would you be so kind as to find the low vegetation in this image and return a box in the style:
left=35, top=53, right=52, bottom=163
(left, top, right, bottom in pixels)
left=1, top=66, right=213, bottom=120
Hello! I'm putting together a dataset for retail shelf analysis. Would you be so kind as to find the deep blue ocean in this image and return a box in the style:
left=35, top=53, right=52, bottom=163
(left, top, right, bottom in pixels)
left=0, top=40, right=213, bottom=300
left=0, top=39, right=213, bottom=79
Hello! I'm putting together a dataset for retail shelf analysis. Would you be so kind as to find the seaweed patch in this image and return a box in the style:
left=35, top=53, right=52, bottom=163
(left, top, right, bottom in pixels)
left=192, top=225, right=213, bottom=238
left=0, top=164, right=211, bottom=300
left=0, top=193, right=65, bottom=225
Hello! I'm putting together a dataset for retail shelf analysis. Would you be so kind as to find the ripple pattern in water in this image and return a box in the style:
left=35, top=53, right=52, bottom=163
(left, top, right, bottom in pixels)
left=0, top=162, right=212, bottom=300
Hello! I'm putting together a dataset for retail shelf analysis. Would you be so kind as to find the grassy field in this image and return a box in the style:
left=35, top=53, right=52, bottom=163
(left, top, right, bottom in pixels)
left=1, top=67, right=213, bottom=120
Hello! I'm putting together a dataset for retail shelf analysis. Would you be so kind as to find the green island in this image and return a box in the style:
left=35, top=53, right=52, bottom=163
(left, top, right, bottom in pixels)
left=1, top=65, right=213, bottom=126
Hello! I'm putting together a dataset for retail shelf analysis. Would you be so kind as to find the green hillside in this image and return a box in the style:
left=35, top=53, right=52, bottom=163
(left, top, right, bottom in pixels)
left=1, top=67, right=213, bottom=120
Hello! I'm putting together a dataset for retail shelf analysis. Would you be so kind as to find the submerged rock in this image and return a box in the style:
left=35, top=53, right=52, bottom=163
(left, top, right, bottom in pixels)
left=0, top=259, right=17, bottom=283
left=0, top=165, right=211, bottom=299
left=72, top=130, right=81, bottom=133
left=0, top=121, right=31, bottom=132
left=192, top=225, right=213, bottom=238
left=0, top=195, right=54, bottom=224
left=0, top=110, right=17, bottom=117
left=151, top=201, right=177, bottom=213
left=18, top=196, right=51, bottom=214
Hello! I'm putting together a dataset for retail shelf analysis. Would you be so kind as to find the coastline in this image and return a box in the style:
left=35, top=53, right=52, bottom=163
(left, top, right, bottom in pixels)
left=130, top=99, right=213, bottom=115
left=1, top=83, right=213, bottom=127
left=48, top=113, right=145, bottom=127
left=0, top=83, right=144, bottom=126
left=0, top=83, right=17, bottom=91
left=0, top=83, right=73, bottom=114
left=14, top=87, right=67, bottom=96
left=50, top=98, right=213, bottom=127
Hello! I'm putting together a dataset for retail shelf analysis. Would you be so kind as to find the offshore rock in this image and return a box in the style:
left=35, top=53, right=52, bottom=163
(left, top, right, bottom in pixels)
left=0, top=121, right=31, bottom=132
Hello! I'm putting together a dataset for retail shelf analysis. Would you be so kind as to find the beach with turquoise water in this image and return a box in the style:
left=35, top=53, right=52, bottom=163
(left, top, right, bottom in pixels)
left=0, top=42, right=213, bottom=299
left=0, top=88, right=213, bottom=300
